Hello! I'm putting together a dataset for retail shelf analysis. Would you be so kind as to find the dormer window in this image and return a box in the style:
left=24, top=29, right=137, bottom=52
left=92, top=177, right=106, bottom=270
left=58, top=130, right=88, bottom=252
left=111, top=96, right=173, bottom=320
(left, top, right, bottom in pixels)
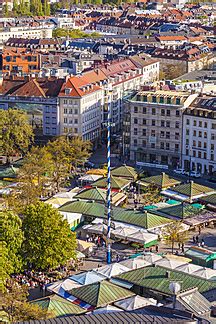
left=65, top=88, right=71, bottom=95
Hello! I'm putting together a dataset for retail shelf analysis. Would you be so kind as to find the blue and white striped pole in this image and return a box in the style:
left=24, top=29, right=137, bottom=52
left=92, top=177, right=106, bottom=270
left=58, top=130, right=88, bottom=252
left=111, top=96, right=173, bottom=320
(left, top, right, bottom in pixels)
left=106, top=96, right=111, bottom=264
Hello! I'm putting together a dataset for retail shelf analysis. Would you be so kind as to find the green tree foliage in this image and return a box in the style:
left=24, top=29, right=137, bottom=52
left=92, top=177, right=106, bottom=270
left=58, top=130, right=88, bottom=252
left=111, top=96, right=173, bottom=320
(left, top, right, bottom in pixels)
left=3, top=2, right=9, bottom=17
left=22, top=202, right=77, bottom=270
left=162, top=63, right=186, bottom=80
left=52, top=28, right=100, bottom=38
left=43, top=0, right=50, bottom=16
left=30, top=0, right=44, bottom=16
left=68, top=136, right=92, bottom=170
left=1, top=211, right=24, bottom=275
left=0, top=242, right=12, bottom=292
left=0, top=109, right=34, bottom=164
left=2, top=279, right=49, bottom=322
left=162, top=221, right=188, bottom=254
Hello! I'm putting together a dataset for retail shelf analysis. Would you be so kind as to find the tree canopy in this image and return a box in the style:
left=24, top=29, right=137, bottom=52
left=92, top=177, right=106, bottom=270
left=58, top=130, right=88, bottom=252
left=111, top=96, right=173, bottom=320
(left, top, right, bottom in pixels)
left=52, top=28, right=101, bottom=39
left=22, top=202, right=77, bottom=270
left=162, top=221, right=188, bottom=254
left=0, top=109, right=34, bottom=164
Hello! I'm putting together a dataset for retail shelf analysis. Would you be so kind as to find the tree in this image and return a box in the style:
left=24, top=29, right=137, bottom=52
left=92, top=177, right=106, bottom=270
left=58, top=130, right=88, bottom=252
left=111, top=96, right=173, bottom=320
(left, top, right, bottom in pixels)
left=0, top=242, right=12, bottom=292
left=141, top=186, right=163, bottom=205
left=162, top=221, right=188, bottom=254
left=43, top=0, right=50, bottom=16
left=0, top=109, right=34, bottom=164
left=68, top=136, right=91, bottom=170
left=17, top=146, right=54, bottom=204
left=162, top=63, right=186, bottom=80
left=2, top=279, right=50, bottom=322
left=13, top=0, right=19, bottom=15
left=1, top=210, right=24, bottom=275
left=22, top=202, right=77, bottom=270
left=3, top=2, right=9, bottom=17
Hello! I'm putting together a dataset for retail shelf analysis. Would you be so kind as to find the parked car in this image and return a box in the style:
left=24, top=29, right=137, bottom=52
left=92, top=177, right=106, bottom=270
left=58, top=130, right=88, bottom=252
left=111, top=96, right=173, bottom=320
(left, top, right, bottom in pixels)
left=186, top=171, right=201, bottom=178
left=174, top=168, right=185, bottom=175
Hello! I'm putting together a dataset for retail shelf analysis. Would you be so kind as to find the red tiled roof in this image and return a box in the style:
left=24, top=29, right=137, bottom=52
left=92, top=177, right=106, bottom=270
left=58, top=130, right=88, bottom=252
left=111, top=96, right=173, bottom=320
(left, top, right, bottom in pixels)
left=12, top=79, right=46, bottom=97
left=158, top=36, right=187, bottom=41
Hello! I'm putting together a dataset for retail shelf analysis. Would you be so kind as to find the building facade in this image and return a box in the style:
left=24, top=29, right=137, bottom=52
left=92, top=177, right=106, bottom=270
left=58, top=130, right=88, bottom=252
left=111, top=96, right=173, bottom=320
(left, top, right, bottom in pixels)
left=125, top=90, right=198, bottom=167
left=182, top=97, right=216, bottom=175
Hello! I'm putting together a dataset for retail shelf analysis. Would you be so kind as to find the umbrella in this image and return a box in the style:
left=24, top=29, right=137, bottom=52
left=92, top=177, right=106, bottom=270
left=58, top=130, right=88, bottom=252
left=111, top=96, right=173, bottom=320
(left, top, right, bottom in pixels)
left=77, top=240, right=96, bottom=253
left=115, top=295, right=157, bottom=311
left=137, top=253, right=162, bottom=264
left=193, top=267, right=216, bottom=280
left=86, top=223, right=108, bottom=235
left=47, top=278, right=81, bottom=297
left=120, top=258, right=151, bottom=270
left=94, top=263, right=130, bottom=278
left=128, top=231, right=158, bottom=244
left=112, top=226, right=138, bottom=240
left=155, top=258, right=187, bottom=270
left=70, top=271, right=106, bottom=285
left=175, top=263, right=203, bottom=274
left=92, top=305, right=123, bottom=314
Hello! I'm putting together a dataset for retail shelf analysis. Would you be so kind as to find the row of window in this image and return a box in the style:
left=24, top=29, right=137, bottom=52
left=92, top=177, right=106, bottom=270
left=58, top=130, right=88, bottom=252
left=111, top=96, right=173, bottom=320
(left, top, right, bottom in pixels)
left=63, top=99, right=78, bottom=105
left=63, top=127, right=78, bottom=134
left=186, top=119, right=216, bottom=129
left=134, top=106, right=180, bottom=116
left=64, top=108, right=78, bottom=115
left=64, top=118, right=78, bottom=124
left=133, top=118, right=180, bottom=128
left=133, top=140, right=179, bottom=151
left=185, top=139, right=215, bottom=150
left=186, top=129, right=215, bottom=139
left=137, top=95, right=181, bottom=105
left=186, top=149, right=214, bottom=161
left=133, top=128, right=179, bottom=140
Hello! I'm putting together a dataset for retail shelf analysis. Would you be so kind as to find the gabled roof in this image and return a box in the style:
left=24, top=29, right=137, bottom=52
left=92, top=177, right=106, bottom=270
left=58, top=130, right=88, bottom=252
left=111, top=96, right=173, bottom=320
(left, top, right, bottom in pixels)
left=151, top=203, right=202, bottom=220
left=11, top=79, right=46, bottom=97
left=59, top=75, right=101, bottom=98
left=75, top=187, right=107, bottom=203
left=200, top=193, right=216, bottom=206
left=68, top=280, right=134, bottom=308
left=116, top=266, right=216, bottom=297
left=70, top=271, right=106, bottom=285
left=32, top=295, right=85, bottom=317
left=141, top=173, right=181, bottom=189
left=92, top=175, right=131, bottom=190
left=111, top=165, right=137, bottom=180
left=177, top=289, right=211, bottom=316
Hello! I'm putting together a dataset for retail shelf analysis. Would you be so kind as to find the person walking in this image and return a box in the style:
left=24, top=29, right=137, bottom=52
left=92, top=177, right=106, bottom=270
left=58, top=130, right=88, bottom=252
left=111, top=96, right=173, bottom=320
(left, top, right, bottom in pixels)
left=201, top=239, right=205, bottom=247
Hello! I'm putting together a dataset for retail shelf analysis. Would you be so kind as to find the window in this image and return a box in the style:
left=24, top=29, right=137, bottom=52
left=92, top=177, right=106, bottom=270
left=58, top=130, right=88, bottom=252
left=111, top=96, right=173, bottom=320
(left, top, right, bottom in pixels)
left=193, top=140, right=196, bottom=147
left=134, top=106, right=138, bottom=113
left=143, top=119, right=146, bottom=125
left=64, top=108, right=67, bottom=114
left=211, top=134, right=215, bottom=140
left=152, top=96, right=157, bottom=103
left=199, top=121, right=202, bottom=127
left=152, top=120, right=156, bottom=126
left=161, top=109, right=165, bottom=116
left=74, top=128, right=78, bottom=133
left=186, top=129, right=189, bottom=135
left=63, top=99, right=68, bottom=104
left=204, top=142, right=207, bottom=149
left=152, top=108, right=156, bottom=115
left=143, top=107, right=146, bottom=114
left=161, top=121, right=165, bottom=127
left=198, top=131, right=202, bottom=138
left=166, top=121, right=170, bottom=127
left=175, top=132, right=179, bottom=140
left=160, top=131, right=165, bottom=138
left=134, top=128, right=138, bottom=135
left=175, top=144, right=179, bottom=151
left=204, top=152, right=207, bottom=159
left=193, top=151, right=196, bottom=157
left=186, top=139, right=189, bottom=145
left=167, top=97, right=171, bottom=105
left=134, top=118, right=138, bottom=124
left=198, top=141, right=201, bottom=148
left=176, top=110, right=180, bottom=116
left=64, top=118, right=68, bottom=124
left=167, top=110, right=170, bottom=116
left=186, top=119, right=190, bottom=125
left=176, top=98, right=180, bottom=105
left=193, top=130, right=196, bottom=136
left=143, top=95, right=147, bottom=102
left=193, top=120, right=197, bottom=126
left=186, top=149, right=189, bottom=155
left=160, top=142, right=164, bottom=149
left=45, top=127, right=50, bottom=134
left=151, top=130, right=156, bottom=137
left=211, top=144, right=214, bottom=150
left=204, top=122, right=207, bottom=128
left=74, top=119, right=78, bottom=124
left=166, top=143, right=170, bottom=150
left=212, top=123, right=216, bottom=129
left=204, top=132, right=207, bottom=138
left=142, top=140, right=146, bottom=147
left=175, top=121, right=180, bottom=128
left=211, top=153, right=214, bottom=161
left=151, top=143, right=155, bottom=148
left=142, top=129, right=146, bottom=136
left=198, top=151, right=202, bottom=158
left=134, top=139, right=137, bottom=146
left=166, top=132, right=170, bottom=139
left=74, top=109, right=78, bottom=114
left=160, top=97, right=164, bottom=104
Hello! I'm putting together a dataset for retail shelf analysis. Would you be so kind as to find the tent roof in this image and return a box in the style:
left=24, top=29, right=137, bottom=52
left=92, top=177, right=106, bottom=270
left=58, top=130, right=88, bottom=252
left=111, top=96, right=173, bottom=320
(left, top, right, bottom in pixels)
left=116, top=266, right=216, bottom=296
left=32, top=295, right=85, bottom=317
left=141, top=173, right=181, bottom=189
left=155, top=258, right=187, bottom=270
left=70, top=271, right=106, bottom=285
left=199, top=193, right=216, bottom=206
left=92, top=305, right=123, bottom=314
left=193, top=267, right=216, bottom=280
left=94, top=263, right=130, bottom=278
left=75, top=187, right=107, bottom=203
left=151, top=203, right=203, bottom=220
left=127, top=231, right=158, bottom=244
left=137, top=253, right=163, bottom=264
left=111, top=165, right=137, bottom=179
left=92, top=176, right=131, bottom=190
left=47, top=278, right=81, bottom=295
left=170, top=182, right=215, bottom=198
left=185, top=247, right=216, bottom=261
left=79, top=174, right=103, bottom=182
left=114, top=295, right=156, bottom=311
left=68, top=280, right=135, bottom=308
left=86, top=169, right=107, bottom=176
left=175, top=263, right=203, bottom=274
left=119, top=258, right=151, bottom=270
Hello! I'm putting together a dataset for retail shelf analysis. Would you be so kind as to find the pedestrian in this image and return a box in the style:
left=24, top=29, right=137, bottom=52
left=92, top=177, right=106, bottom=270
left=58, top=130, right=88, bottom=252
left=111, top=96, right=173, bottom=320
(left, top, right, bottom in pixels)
left=181, top=243, right=184, bottom=253
left=198, top=226, right=201, bottom=235
left=155, top=245, right=159, bottom=253
left=201, top=239, right=205, bottom=247
left=86, top=234, right=89, bottom=242
left=196, top=235, right=199, bottom=243
left=193, top=236, right=196, bottom=244
left=178, top=242, right=181, bottom=250
left=116, top=254, right=120, bottom=262
left=198, top=242, right=201, bottom=247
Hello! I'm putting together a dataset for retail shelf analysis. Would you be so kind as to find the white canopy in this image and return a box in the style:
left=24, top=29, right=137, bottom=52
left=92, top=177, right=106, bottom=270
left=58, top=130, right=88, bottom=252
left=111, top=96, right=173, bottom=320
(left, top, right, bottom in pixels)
left=84, top=223, right=108, bottom=235
left=137, top=253, right=162, bottom=264
left=94, top=263, right=130, bottom=278
left=128, top=231, right=158, bottom=244
left=70, top=271, right=106, bottom=285
left=92, top=305, right=123, bottom=314
left=47, top=278, right=81, bottom=296
left=193, top=267, right=216, bottom=280
left=175, top=263, right=203, bottom=274
left=112, top=226, right=138, bottom=240
left=115, top=295, right=157, bottom=311
left=155, top=258, right=187, bottom=270
left=79, top=174, right=103, bottom=182
left=120, top=257, right=151, bottom=270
